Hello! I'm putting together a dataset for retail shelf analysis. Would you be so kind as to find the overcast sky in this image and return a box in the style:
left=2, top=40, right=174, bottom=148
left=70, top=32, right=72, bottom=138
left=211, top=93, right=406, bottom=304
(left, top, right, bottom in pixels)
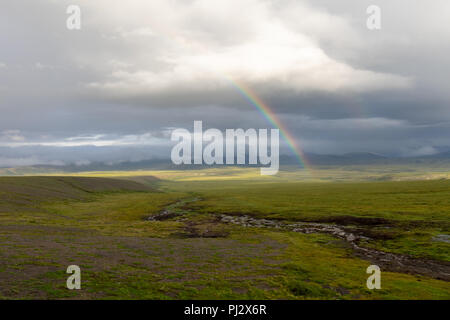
left=1, top=0, right=450, bottom=166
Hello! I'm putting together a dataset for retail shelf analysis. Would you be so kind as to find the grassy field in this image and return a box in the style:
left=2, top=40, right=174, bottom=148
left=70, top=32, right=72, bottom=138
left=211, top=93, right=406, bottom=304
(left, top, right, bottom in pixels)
left=0, top=167, right=449, bottom=299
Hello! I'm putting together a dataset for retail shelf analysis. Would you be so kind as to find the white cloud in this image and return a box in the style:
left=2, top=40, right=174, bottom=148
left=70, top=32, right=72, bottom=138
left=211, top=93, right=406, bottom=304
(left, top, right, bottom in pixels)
left=0, top=130, right=25, bottom=142
left=34, top=62, right=56, bottom=70
left=0, top=132, right=168, bottom=148
left=82, top=0, right=411, bottom=97
left=402, top=146, right=439, bottom=157
left=294, top=117, right=408, bottom=130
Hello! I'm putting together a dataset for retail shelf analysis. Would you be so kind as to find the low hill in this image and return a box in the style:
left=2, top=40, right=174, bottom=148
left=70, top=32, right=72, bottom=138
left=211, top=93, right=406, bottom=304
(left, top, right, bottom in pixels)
left=0, top=176, right=154, bottom=212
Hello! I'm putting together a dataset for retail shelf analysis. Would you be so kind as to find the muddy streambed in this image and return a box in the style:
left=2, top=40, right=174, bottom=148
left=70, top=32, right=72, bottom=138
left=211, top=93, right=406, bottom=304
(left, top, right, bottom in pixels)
left=148, top=198, right=450, bottom=281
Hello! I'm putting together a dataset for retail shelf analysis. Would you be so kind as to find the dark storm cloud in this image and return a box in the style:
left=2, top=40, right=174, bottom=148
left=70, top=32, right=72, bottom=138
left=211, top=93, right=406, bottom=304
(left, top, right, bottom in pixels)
left=0, top=0, right=449, bottom=166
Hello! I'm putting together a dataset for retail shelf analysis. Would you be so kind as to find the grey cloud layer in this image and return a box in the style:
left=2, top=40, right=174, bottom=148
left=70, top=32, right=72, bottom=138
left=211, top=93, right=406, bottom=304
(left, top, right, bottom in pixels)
left=0, top=0, right=449, bottom=166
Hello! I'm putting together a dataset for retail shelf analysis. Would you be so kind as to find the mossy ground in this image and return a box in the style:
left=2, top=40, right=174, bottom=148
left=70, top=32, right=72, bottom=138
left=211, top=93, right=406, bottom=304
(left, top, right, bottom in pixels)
left=0, top=169, right=449, bottom=299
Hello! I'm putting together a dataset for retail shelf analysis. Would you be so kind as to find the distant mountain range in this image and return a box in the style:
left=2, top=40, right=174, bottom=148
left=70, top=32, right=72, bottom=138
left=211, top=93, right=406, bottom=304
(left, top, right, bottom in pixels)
left=281, top=152, right=389, bottom=166
left=1, top=151, right=450, bottom=175
left=284, top=151, right=450, bottom=166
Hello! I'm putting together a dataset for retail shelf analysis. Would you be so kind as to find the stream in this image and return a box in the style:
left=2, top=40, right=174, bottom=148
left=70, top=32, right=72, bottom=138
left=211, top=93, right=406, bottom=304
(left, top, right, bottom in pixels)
left=148, top=198, right=450, bottom=281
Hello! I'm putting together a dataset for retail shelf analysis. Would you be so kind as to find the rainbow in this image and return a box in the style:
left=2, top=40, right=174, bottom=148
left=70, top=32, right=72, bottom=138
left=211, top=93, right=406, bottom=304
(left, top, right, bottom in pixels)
left=136, top=26, right=312, bottom=169
left=229, top=79, right=311, bottom=170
